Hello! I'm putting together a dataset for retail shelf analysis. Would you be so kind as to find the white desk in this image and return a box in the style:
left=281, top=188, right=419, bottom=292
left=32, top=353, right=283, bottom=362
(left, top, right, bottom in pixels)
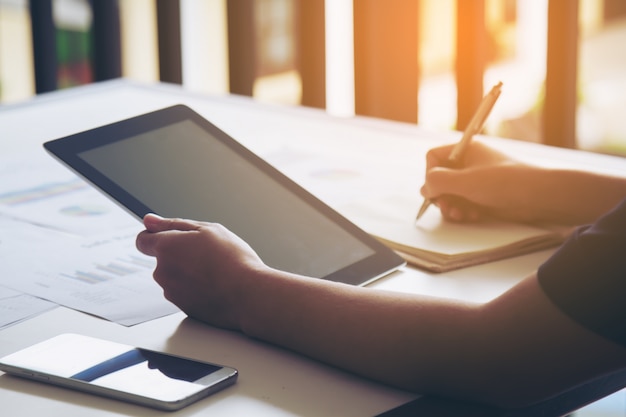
left=1, top=80, right=625, bottom=416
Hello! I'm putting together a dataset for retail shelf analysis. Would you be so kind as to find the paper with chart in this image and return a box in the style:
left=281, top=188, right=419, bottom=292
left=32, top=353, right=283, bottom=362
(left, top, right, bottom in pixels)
left=0, top=151, right=177, bottom=326
left=0, top=151, right=137, bottom=236
left=0, top=217, right=178, bottom=326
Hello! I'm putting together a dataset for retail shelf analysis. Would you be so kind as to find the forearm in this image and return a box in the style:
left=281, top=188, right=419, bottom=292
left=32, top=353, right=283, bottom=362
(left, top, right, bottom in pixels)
left=530, top=167, right=626, bottom=225
left=238, top=268, right=481, bottom=393
left=237, top=270, right=626, bottom=408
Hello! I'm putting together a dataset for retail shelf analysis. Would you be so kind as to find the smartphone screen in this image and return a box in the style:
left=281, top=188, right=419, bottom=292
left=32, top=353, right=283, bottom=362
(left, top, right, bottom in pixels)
left=0, top=334, right=237, bottom=411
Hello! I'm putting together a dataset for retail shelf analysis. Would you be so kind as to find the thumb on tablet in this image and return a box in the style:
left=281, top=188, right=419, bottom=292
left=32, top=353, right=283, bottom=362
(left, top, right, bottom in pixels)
left=143, top=214, right=200, bottom=233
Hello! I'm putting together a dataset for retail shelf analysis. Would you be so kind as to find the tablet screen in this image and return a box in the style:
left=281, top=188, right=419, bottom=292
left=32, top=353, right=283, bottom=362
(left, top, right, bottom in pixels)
left=45, top=105, right=404, bottom=285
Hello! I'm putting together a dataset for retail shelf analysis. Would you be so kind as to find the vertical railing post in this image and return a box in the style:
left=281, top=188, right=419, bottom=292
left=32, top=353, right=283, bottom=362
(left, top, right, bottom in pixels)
left=354, top=0, right=419, bottom=124
left=297, top=0, right=326, bottom=109
left=543, top=0, right=578, bottom=148
left=90, top=0, right=122, bottom=82
left=156, top=0, right=183, bottom=84
left=455, top=0, right=486, bottom=131
left=227, top=0, right=256, bottom=96
left=29, top=0, right=57, bottom=93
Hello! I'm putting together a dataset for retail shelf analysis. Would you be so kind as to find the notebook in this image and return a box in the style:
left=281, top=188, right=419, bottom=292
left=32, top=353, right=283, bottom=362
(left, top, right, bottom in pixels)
left=340, top=195, right=572, bottom=272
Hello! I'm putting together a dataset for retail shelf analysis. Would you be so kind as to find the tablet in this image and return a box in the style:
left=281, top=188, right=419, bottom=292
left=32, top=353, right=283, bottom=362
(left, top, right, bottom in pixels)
left=44, top=105, right=404, bottom=286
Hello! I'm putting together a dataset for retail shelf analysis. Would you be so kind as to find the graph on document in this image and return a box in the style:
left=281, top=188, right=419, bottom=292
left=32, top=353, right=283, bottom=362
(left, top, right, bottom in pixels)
left=0, top=178, right=88, bottom=207
left=1, top=199, right=174, bottom=326
left=62, top=255, right=156, bottom=285
left=0, top=164, right=136, bottom=235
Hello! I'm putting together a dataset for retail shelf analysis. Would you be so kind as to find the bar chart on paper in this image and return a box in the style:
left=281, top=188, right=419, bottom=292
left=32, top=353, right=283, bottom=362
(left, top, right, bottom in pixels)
left=1, top=223, right=178, bottom=326
left=63, top=255, right=155, bottom=285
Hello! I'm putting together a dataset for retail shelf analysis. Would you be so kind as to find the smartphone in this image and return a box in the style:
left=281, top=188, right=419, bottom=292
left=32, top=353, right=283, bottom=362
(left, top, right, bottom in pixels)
left=0, top=333, right=238, bottom=411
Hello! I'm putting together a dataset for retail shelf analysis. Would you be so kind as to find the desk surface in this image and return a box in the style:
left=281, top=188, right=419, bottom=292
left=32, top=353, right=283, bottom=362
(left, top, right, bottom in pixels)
left=1, top=80, right=625, bottom=416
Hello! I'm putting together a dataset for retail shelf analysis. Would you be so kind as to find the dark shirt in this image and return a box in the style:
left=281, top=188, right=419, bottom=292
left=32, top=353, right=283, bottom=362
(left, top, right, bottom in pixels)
left=538, top=199, right=626, bottom=348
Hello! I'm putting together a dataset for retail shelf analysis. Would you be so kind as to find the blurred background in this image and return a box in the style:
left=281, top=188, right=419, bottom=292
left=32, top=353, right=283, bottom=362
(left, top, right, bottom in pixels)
left=1, top=0, right=625, bottom=157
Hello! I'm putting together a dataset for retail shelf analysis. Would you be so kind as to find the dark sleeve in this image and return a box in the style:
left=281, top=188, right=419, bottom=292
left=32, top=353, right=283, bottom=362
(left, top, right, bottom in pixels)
left=538, top=198, right=626, bottom=348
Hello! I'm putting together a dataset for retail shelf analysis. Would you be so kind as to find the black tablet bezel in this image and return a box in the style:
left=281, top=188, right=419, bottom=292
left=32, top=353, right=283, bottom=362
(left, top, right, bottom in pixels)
left=44, top=104, right=404, bottom=286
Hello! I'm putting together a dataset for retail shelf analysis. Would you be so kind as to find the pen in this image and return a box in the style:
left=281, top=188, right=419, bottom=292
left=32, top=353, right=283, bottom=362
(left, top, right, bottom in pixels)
left=415, top=81, right=503, bottom=222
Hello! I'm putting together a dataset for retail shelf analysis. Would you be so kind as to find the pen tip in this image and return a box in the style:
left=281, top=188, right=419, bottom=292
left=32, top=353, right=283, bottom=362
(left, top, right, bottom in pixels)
left=415, top=200, right=431, bottom=222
